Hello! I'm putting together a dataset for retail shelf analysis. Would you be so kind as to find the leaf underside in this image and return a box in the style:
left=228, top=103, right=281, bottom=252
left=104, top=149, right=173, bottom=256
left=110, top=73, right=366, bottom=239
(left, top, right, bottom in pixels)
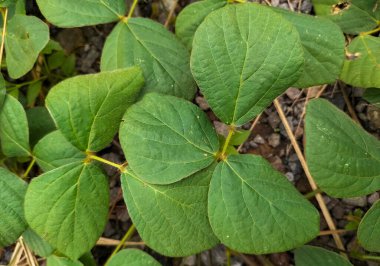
left=358, top=200, right=380, bottom=252
left=107, top=249, right=161, bottom=266
left=294, top=245, right=353, bottom=266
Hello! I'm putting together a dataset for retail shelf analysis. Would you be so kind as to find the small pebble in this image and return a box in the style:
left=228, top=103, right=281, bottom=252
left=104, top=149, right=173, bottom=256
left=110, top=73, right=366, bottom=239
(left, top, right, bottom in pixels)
left=285, top=172, right=295, bottom=182
left=253, top=134, right=265, bottom=144
left=368, top=192, right=379, bottom=205
left=195, top=96, right=210, bottom=110
left=268, top=112, right=281, bottom=129
left=285, top=87, right=301, bottom=100
left=268, top=133, right=281, bottom=148
left=343, top=197, right=367, bottom=207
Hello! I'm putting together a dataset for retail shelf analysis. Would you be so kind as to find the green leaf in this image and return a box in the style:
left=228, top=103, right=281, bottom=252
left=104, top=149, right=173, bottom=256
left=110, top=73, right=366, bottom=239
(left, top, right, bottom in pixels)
left=24, top=162, right=109, bottom=260
left=0, top=74, right=5, bottom=108
left=46, top=67, right=144, bottom=152
left=23, top=228, right=55, bottom=257
left=311, top=0, right=380, bottom=34
left=358, top=200, right=380, bottom=252
left=122, top=166, right=219, bottom=257
left=46, top=256, right=83, bottom=266
left=5, top=15, right=49, bottom=79
left=26, top=107, right=56, bottom=147
left=364, top=88, right=380, bottom=108
left=175, top=0, right=227, bottom=50
left=305, top=99, right=380, bottom=197
left=294, top=245, right=353, bottom=266
left=108, top=249, right=161, bottom=266
left=36, top=0, right=125, bottom=27
left=340, top=35, right=380, bottom=89
left=0, top=94, right=30, bottom=157
left=271, top=7, right=345, bottom=88
left=101, top=19, right=196, bottom=100
left=26, top=81, right=42, bottom=106
left=190, top=3, right=304, bottom=125
left=0, top=167, right=28, bottom=247
left=208, top=154, right=319, bottom=254
left=33, top=131, right=85, bottom=172
left=229, top=129, right=251, bottom=146
left=120, top=93, right=219, bottom=185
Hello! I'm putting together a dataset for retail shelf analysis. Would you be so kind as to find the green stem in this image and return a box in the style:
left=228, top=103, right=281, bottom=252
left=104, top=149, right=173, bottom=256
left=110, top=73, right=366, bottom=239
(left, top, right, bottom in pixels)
left=87, top=154, right=125, bottom=172
left=106, top=224, right=136, bottom=265
left=304, top=188, right=323, bottom=199
left=220, top=127, right=235, bottom=158
left=23, top=158, right=36, bottom=179
left=7, top=76, right=48, bottom=91
left=360, top=27, right=380, bottom=36
left=226, top=247, right=231, bottom=266
left=0, top=8, right=8, bottom=67
left=126, top=0, right=138, bottom=21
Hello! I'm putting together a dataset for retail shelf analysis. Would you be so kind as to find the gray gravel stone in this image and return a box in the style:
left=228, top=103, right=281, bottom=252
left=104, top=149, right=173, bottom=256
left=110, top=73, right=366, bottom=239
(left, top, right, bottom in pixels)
left=268, top=133, right=281, bottom=147
left=368, top=192, right=379, bottom=205
left=253, top=134, right=265, bottom=144
left=195, top=96, right=210, bottom=110
left=343, top=197, right=367, bottom=207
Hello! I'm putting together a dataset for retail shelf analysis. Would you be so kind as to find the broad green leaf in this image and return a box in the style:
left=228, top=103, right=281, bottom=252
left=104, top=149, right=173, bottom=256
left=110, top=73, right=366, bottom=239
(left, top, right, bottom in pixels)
left=175, top=0, right=227, bottom=50
left=294, top=245, right=353, bottom=266
left=311, top=0, right=379, bottom=34
left=208, top=155, right=319, bottom=254
left=33, top=131, right=85, bottom=172
left=271, top=7, right=345, bottom=88
left=47, top=256, right=83, bottom=266
left=23, top=228, right=55, bottom=257
left=36, top=0, right=125, bottom=27
left=305, top=99, right=380, bottom=197
left=101, top=18, right=196, bottom=100
left=108, top=249, right=161, bottom=266
left=120, top=93, right=219, bottom=185
left=5, top=15, right=49, bottom=79
left=358, top=200, right=380, bottom=252
left=0, top=94, right=30, bottom=157
left=0, top=167, right=28, bottom=247
left=24, top=162, right=109, bottom=260
left=229, top=129, right=251, bottom=146
left=364, top=88, right=380, bottom=108
left=0, top=74, right=5, bottom=108
left=340, top=36, right=380, bottom=89
left=46, top=67, right=144, bottom=152
left=26, top=81, right=42, bottom=106
left=26, top=107, right=56, bottom=147
left=122, top=166, right=219, bottom=257
left=191, top=3, right=304, bottom=125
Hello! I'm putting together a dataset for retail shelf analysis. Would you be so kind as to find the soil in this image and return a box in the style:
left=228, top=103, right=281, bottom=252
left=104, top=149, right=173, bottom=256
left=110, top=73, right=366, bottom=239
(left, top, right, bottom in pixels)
left=1, top=0, right=380, bottom=265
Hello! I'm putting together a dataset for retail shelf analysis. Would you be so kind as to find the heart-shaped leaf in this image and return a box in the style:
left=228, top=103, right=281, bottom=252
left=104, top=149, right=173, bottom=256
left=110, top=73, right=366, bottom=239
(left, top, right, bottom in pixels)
left=294, top=245, right=353, bottom=266
left=101, top=18, right=196, bottom=100
left=36, top=0, right=125, bottom=27
left=191, top=3, right=304, bottom=125
left=311, top=0, right=380, bottom=34
left=46, top=67, right=144, bottom=152
left=0, top=94, right=30, bottom=157
left=358, top=200, right=380, bottom=252
left=120, top=93, right=219, bottom=185
left=5, top=15, right=49, bottom=79
left=26, top=107, right=56, bottom=147
left=46, top=256, right=83, bottom=266
left=0, top=167, right=28, bottom=247
left=271, top=7, right=345, bottom=88
left=24, top=162, right=109, bottom=260
left=305, top=99, right=380, bottom=197
left=108, top=249, right=161, bottom=266
left=33, top=131, right=86, bottom=172
left=208, top=155, right=319, bottom=254
left=340, top=35, right=380, bottom=89
left=175, top=0, right=227, bottom=50
left=122, top=166, right=219, bottom=257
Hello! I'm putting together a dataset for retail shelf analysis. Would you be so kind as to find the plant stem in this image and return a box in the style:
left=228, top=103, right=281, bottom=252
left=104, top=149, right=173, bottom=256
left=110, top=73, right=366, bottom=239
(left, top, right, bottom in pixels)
left=360, top=27, right=380, bottom=36
left=126, top=0, right=138, bottom=20
left=226, top=247, right=231, bottom=266
left=304, top=188, right=323, bottom=199
left=0, top=8, right=8, bottom=67
left=7, top=76, right=48, bottom=91
left=23, top=158, right=36, bottom=179
left=220, top=127, right=235, bottom=159
left=87, top=154, right=125, bottom=172
left=106, top=224, right=136, bottom=265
